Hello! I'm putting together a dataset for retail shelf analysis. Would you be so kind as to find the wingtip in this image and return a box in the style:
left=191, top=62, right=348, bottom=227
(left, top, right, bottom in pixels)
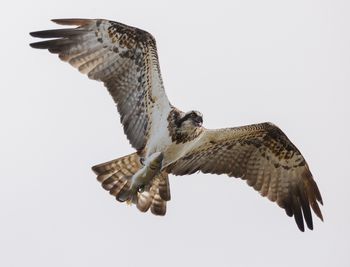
left=51, top=18, right=92, bottom=26
left=296, top=221, right=305, bottom=232
left=316, top=196, right=324, bottom=221
left=29, top=42, right=45, bottom=49
left=91, top=165, right=99, bottom=175
left=29, top=30, right=50, bottom=38
left=318, top=197, right=324, bottom=206
left=297, top=220, right=305, bottom=232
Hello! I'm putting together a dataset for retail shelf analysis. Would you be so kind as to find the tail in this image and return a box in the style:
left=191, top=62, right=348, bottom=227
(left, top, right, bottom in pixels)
left=92, top=153, right=171, bottom=215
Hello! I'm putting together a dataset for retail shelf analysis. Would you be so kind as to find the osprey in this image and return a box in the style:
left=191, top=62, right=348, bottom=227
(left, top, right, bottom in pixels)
left=30, top=18, right=323, bottom=231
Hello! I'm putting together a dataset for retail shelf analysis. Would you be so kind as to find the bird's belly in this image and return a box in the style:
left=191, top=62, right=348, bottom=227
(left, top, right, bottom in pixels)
left=161, top=140, right=198, bottom=168
left=145, top=103, right=172, bottom=156
left=145, top=122, right=172, bottom=156
left=146, top=132, right=195, bottom=168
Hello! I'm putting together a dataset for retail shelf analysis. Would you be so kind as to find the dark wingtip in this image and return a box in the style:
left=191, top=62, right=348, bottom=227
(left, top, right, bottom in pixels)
left=318, top=211, right=324, bottom=222
left=51, top=18, right=61, bottom=23
left=91, top=164, right=101, bottom=175
left=29, top=41, right=47, bottom=49
left=295, top=216, right=305, bottom=232
left=311, top=178, right=323, bottom=205
left=30, top=30, right=53, bottom=38
left=29, top=31, right=38, bottom=37
left=91, top=166, right=98, bottom=175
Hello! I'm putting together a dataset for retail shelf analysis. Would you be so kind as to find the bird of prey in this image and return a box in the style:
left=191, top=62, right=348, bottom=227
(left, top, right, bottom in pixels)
left=30, top=18, right=323, bottom=231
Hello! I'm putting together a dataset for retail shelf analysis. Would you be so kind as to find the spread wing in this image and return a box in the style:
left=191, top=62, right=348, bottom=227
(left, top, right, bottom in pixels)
left=167, top=122, right=323, bottom=231
left=30, top=19, right=170, bottom=151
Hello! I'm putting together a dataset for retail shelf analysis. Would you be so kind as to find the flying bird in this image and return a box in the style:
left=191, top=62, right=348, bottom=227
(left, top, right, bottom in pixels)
left=30, top=18, right=323, bottom=231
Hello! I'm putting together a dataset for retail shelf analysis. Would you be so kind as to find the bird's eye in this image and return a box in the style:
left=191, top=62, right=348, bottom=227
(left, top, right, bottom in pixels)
left=190, top=113, right=196, bottom=117
left=138, top=185, right=145, bottom=193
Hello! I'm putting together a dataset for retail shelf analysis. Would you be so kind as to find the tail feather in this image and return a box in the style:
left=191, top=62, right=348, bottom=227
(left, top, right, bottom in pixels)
left=92, top=153, right=140, bottom=178
left=137, top=174, right=169, bottom=215
left=92, top=153, right=171, bottom=215
left=158, top=172, right=171, bottom=201
left=151, top=194, right=167, bottom=216
left=137, top=190, right=153, bottom=212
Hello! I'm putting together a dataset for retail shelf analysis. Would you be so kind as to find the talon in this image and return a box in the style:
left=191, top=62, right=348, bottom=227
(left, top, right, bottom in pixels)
left=139, top=157, right=145, bottom=165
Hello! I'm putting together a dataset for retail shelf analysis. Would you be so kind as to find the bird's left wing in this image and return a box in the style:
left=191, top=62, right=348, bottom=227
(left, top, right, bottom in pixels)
left=167, top=122, right=323, bottom=231
left=30, top=19, right=170, bottom=151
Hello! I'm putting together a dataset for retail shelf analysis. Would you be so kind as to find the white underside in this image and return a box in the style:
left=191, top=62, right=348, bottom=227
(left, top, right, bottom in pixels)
left=145, top=104, right=204, bottom=169
left=144, top=66, right=203, bottom=171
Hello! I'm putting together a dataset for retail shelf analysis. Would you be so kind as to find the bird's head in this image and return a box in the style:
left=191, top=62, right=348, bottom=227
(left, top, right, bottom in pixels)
left=176, top=110, right=203, bottom=128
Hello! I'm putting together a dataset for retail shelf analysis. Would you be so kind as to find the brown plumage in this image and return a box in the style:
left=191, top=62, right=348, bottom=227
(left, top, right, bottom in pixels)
left=30, top=18, right=169, bottom=152
left=30, top=18, right=323, bottom=231
left=166, top=123, right=323, bottom=231
left=92, top=153, right=169, bottom=215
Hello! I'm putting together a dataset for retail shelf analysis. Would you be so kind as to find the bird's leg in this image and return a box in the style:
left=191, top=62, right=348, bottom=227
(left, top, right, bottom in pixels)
left=118, top=152, right=164, bottom=203
left=130, top=152, right=164, bottom=193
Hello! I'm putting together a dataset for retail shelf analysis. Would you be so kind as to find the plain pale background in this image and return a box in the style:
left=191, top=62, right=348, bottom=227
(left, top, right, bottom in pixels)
left=1, top=0, right=349, bottom=266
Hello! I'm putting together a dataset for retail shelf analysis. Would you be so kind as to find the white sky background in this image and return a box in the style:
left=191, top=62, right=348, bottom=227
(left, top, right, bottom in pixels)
left=1, top=0, right=349, bottom=266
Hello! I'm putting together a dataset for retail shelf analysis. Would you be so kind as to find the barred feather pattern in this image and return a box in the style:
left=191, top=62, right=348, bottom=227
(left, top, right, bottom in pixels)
left=92, top=153, right=170, bottom=215
left=167, top=122, right=323, bottom=231
left=30, top=18, right=171, bottom=151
